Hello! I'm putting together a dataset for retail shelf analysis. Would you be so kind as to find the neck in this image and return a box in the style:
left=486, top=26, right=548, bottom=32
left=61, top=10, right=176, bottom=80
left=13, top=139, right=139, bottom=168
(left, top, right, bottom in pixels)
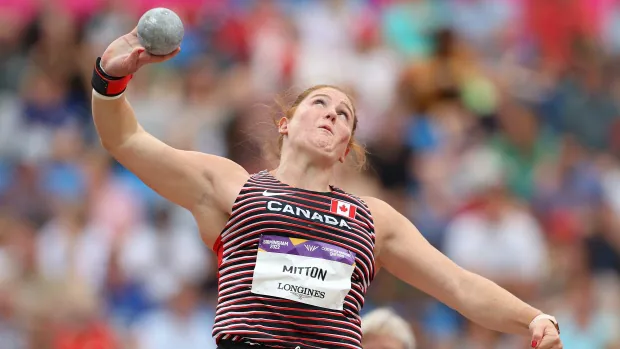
left=273, top=152, right=334, bottom=192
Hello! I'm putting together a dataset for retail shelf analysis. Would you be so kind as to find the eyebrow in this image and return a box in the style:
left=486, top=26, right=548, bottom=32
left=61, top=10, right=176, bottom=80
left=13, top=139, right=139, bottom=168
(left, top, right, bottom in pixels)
left=313, top=93, right=354, bottom=117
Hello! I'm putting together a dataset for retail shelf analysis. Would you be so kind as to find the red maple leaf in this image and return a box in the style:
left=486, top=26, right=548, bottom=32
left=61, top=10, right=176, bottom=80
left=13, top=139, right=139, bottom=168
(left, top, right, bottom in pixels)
left=339, top=204, right=348, bottom=212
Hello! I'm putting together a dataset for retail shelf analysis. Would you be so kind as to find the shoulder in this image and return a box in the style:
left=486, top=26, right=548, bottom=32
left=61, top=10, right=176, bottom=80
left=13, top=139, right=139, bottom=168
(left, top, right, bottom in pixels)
left=358, top=196, right=403, bottom=235
left=359, top=196, right=396, bottom=217
left=359, top=196, right=387, bottom=211
left=334, top=191, right=403, bottom=226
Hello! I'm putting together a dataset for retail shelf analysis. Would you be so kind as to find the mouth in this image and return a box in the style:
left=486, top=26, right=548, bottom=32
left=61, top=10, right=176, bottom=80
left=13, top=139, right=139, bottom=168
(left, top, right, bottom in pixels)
left=318, top=125, right=333, bottom=134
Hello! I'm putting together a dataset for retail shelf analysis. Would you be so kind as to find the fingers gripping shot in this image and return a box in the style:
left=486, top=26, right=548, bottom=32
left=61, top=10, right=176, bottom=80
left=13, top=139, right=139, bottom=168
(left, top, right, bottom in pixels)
left=90, top=10, right=564, bottom=349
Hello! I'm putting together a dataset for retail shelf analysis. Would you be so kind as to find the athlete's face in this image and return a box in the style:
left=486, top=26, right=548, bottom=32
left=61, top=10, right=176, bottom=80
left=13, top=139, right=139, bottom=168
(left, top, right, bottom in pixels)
left=279, top=88, right=355, bottom=164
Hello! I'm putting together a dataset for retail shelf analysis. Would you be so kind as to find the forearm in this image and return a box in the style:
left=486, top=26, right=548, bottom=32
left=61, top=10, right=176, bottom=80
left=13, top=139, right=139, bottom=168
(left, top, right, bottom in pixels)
left=455, top=270, right=541, bottom=335
left=92, top=92, right=142, bottom=151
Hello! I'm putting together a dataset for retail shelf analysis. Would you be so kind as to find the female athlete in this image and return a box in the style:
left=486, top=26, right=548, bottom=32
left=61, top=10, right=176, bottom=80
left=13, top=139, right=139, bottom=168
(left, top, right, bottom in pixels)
left=91, top=28, right=563, bottom=349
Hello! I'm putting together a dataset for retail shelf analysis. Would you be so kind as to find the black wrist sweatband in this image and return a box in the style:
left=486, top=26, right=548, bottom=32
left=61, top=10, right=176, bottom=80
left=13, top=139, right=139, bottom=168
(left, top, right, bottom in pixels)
left=91, top=57, right=133, bottom=97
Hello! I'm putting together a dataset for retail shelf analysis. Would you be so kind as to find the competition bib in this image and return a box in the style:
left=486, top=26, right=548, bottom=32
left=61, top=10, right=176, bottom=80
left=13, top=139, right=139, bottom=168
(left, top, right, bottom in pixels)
left=251, top=235, right=356, bottom=310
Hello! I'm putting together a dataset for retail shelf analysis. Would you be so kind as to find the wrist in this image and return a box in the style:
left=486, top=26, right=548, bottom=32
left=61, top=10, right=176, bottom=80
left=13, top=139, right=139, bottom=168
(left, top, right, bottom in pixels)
left=92, top=88, right=125, bottom=100
left=529, top=313, right=560, bottom=333
left=98, top=59, right=113, bottom=77
left=91, top=57, right=133, bottom=97
left=522, top=308, right=543, bottom=327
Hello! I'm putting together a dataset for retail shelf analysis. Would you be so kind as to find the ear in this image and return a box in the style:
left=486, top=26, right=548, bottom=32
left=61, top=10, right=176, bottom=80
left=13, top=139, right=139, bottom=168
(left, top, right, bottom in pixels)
left=278, top=117, right=289, bottom=135
left=338, top=146, right=350, bottom=163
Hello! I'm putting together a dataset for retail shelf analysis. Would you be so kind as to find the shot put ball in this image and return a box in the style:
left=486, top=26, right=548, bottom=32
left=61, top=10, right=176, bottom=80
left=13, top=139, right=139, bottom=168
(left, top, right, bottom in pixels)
left=137, top=8, right=184, bottom=56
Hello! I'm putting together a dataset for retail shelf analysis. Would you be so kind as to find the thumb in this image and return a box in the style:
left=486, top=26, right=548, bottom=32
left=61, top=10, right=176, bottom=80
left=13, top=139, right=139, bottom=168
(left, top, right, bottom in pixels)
left=530, top=325, right=544, bottom=348
left=128, top=47, right=145, bottom=67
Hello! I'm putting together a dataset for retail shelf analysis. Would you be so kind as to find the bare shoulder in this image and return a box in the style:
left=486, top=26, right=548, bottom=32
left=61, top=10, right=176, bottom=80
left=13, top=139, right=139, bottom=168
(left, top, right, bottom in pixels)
left=359, top=196, right=402, bottom=254
left=359, top=196, right=398, bottom=222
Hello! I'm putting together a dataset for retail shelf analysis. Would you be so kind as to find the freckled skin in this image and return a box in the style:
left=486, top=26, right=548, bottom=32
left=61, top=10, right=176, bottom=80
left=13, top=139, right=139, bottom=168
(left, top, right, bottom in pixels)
left=137, top=8, right=184, bottom=56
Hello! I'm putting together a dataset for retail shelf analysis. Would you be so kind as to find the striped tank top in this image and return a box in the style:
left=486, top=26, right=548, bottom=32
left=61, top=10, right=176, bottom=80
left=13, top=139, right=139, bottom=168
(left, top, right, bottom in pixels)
left=212, top=171, right=376, bottom=349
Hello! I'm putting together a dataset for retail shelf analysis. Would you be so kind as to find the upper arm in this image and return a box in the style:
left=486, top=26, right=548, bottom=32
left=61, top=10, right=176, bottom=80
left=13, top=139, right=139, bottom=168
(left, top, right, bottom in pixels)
left=365, top=197, right=466, bottom=309
left=111, top=129, right=249, bottom=212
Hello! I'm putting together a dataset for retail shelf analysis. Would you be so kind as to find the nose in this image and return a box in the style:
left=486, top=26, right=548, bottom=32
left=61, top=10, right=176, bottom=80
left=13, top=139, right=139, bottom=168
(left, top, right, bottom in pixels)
left=324, top=109, right=337, bottom=122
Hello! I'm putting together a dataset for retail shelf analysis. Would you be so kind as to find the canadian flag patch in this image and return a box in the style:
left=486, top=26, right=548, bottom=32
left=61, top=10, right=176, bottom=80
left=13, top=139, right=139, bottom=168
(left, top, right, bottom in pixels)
left=330, top=199, right=357, bottom=219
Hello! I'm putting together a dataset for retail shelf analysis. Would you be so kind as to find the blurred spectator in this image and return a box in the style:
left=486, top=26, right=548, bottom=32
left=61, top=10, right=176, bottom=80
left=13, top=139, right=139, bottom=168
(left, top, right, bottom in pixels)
left=103, top=243, right=153, bottom=338
left=449, top=0, right=518, bottom=58
left=553, top=276, right=620, bottom=349
left=51, top=281, right=119, bottom=349
left=36, top=200, right=112, bottom=293
left=491, top=101, right=559, bottom=201
left=399, top=28, right=473, bottom=116
left=0, top=284, right=27, bottom=349
left=83, top=0, right=136, bottom=56
left=131, top=283, right=216, bottom=349
left=534, top=136, right=604, bottom=243
left=81, top=151, right=144, bottom=236
left=585, top=202, right=620, bottom=276
left=381, top=0, right=446, bottom=60
left=444, top=184, right=547, bottom=295
left=0, top=163, right=50, bottom=226
left=119, top=205, right=212, bottom=303
left=361, top=307, right=416, bottom=349
left=247, top=0, right=297, bottom=96
left=292, top=0, right=358, bottom=87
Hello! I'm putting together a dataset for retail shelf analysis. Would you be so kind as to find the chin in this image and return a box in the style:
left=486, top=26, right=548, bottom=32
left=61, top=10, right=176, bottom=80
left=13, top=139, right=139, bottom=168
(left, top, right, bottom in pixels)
left=303, top=140, right=341, bottom=165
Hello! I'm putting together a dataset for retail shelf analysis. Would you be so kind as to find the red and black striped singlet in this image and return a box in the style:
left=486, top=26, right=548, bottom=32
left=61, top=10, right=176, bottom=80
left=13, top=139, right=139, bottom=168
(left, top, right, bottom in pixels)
left=212, top=170, right=376, bottom=349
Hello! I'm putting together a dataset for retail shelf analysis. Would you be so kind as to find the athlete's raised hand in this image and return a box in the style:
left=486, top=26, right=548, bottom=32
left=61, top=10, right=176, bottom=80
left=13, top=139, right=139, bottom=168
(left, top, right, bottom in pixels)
left=530, top=317, right=562, bottom=349
left=99, top=27, right=180, bottom=78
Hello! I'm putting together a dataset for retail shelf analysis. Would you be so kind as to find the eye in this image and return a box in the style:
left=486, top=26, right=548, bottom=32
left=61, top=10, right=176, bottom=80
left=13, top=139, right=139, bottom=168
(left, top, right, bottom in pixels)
left=337, top=110, right=350, bottom=120
left=314, top=98, right=326, bottom=106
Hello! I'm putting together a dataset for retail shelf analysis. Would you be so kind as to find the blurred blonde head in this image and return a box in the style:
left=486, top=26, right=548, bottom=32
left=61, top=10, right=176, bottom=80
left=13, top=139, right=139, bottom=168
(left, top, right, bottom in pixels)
left=361, top=307, right=416, bottom=349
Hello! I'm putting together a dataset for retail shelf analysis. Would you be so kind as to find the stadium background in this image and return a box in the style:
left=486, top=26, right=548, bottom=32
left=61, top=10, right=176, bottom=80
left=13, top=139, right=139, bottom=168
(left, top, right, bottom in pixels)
left=1, top=0, right=620, bottom=348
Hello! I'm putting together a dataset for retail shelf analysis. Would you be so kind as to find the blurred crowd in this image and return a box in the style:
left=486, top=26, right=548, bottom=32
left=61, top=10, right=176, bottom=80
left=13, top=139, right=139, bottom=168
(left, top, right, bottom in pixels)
left=1, top=0, right=620, bottom=348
